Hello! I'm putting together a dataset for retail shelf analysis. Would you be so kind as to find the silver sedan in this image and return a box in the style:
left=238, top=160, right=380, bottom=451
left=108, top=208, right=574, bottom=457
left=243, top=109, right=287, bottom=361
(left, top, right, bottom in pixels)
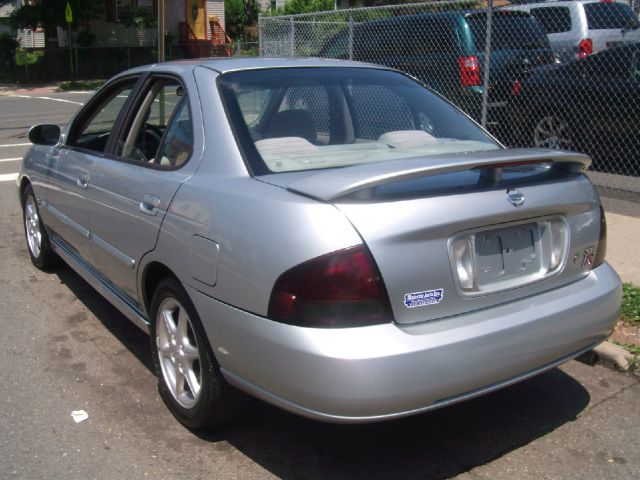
left=18, top=58, right=621, bottom=428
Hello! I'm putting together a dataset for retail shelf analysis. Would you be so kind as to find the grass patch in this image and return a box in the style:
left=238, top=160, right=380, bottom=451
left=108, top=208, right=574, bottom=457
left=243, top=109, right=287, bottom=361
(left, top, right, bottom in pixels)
left=58, top=79, right=105, bottom=91
left=621, top=282, right=640, bottom=326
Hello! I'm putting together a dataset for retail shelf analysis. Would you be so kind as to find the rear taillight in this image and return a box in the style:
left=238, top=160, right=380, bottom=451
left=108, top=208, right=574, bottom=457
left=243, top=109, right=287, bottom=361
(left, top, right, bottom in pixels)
left=458, top=56, right=481, bottom=87
left=268, top=245, right=393, bottom=328
left=593, top=205, right=607, bottom=268
left=578, top=38, right=593, bottom=59
left=512, top=79, right=521, bottom=96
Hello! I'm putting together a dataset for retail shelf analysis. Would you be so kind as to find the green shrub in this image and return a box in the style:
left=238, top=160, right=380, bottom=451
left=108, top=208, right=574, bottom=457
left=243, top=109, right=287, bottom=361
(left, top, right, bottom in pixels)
left=622, top=283, right=640, bottom=326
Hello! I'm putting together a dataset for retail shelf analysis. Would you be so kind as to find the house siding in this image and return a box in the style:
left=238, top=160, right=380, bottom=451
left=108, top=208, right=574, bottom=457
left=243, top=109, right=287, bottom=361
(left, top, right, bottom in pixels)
left=165, top=0, right=186, bottom=41
left=206, top=0, right=225, bottom=39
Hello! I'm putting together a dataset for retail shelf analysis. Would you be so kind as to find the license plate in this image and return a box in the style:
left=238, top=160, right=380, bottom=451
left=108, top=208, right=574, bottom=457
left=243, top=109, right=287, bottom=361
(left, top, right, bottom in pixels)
left=474, top=223, right=540, bottom=286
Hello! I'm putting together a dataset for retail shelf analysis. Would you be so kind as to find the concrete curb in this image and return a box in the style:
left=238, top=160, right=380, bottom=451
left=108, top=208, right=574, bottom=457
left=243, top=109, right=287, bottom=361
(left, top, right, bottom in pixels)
left=593, top=341, right=637, bottom=372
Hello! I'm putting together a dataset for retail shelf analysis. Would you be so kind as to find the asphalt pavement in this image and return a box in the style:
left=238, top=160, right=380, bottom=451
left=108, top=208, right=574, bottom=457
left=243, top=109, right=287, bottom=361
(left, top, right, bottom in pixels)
left=0, top=90, right=639, bottom=480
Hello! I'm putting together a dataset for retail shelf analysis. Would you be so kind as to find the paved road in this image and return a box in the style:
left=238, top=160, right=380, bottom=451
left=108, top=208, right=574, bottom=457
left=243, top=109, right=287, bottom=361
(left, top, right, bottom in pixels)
left=1, top=93, right=639, bottom=480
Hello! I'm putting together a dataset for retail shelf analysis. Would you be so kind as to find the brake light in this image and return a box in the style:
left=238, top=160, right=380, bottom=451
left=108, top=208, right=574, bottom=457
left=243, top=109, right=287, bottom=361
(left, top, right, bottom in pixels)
left=512, top=79, right=521, bottom=96
left=593, top=205, right=607, bottom=268
left=458, top=56, right=481, bottom=87
left=268, top=245, right=393, bottom=328
left=578, top=38, right=593, bottom=59
left=600, top=0, right=614, bottom=3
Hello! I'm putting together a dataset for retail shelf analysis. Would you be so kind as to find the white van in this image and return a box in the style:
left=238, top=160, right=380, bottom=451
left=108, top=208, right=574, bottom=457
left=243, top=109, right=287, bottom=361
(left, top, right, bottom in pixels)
left=504, top=0, right=640, bottom=62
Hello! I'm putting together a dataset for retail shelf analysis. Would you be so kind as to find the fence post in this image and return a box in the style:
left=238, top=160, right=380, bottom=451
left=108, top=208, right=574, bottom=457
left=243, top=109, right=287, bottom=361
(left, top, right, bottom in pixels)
left=75, top=48, right=78, bottom=76
left=348, top=15, right=354, bottom=61
left=258, top=15, right=263, bottom=56
left=480, top=0, right=493, bottom=129
left=290, top=16, right=295, bottom=57
left=24, top=50, right=29, bottom=82
left=127, top=47, right=131, bottom=69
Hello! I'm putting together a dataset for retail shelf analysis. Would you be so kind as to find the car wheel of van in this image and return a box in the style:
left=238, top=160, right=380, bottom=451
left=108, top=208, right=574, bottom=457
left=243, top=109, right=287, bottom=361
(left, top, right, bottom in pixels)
left=22, top=184, right=58, bottom=269
left=149, top=278, right=247, bottom=429
left=532, top=114, right=573, bottom=150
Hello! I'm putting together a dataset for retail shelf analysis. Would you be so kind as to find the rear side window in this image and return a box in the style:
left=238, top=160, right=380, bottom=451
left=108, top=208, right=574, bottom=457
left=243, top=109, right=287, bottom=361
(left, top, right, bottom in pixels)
left=530, top=7, right=572, bottom=34
left=408, top=18, right=458, bottom=54
left=584, top=3, right=639, bottom=30
left=468, top=12, right=550, bottom=50
left=116, top=78, right=193, bottom=168
left=354, top=23, right=409, bottom=59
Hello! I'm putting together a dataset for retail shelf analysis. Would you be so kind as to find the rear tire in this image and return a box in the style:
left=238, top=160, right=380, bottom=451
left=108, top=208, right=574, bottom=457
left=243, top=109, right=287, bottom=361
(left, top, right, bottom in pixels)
left=532, top=113, right=573, bottom=151
left=149, top=278, right=247, bottom=429
left=22, top=184, right=58, bottom=270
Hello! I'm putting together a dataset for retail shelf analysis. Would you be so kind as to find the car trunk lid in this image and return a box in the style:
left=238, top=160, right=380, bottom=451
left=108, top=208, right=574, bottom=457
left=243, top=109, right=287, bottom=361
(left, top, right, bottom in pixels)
left=259, top=149, right=602, bottom=325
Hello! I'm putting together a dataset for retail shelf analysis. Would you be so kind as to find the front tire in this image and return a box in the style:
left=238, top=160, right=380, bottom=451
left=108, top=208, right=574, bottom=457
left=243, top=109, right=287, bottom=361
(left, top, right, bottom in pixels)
left=149, top=278, right=247, bottom=429
left=22, top=184, right=58, bottom=269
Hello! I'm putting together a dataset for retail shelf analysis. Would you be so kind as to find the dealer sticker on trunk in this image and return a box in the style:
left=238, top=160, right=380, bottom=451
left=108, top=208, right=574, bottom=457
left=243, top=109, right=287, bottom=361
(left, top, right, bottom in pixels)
left=403, top=289, right=444, bottom=308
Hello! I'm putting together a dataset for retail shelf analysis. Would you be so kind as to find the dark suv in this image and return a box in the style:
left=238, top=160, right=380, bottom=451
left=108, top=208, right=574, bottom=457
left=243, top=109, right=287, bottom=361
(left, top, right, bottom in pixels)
left=320, top=10, right=556, bottom=126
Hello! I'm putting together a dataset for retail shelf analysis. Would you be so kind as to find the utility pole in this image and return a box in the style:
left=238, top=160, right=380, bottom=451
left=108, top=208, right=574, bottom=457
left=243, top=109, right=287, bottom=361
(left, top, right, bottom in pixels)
left=158, top=0, right=165, bottom=62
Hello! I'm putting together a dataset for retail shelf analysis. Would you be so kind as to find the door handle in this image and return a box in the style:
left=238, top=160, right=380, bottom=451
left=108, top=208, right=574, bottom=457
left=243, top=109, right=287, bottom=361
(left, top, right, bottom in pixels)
left=140, top=195, right=161, bottom=216
left=76, top=174, right=89, bottom=189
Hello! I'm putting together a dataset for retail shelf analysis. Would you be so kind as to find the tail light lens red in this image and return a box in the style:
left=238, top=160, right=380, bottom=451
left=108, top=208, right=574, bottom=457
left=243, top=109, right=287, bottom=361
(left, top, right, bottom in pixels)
left=578, top=38, right=593, bottom=59
left=268, top=245, right=393, bottom=328
left=593, top=205, right=607, bottom=268
left=512, top=79, right=521, bottom=96
left=458, top=56, right=481, bottom=87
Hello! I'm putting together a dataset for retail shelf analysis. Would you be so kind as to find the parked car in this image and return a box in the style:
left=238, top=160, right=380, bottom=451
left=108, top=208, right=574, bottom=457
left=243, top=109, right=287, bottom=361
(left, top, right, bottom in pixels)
left=503, top=0, right=640, bottom=63
left=319, top=10, right=556, bottom=125
left=508, top=42, right=640, bottom=174
left=20, top=58, right=620, bottom=429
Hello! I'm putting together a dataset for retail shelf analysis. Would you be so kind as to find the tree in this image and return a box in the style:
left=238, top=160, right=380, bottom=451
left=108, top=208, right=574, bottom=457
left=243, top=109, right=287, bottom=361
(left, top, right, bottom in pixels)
left=267, top=0, right=334, bottom=16
left=225, top=0, right=260, bottom=41
left=9, top=0, right=103, bottom=77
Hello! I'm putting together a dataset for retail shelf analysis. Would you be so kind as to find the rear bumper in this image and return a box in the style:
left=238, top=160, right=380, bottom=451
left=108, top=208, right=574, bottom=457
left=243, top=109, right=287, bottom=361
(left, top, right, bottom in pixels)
left=189, top=262, right=621, bottom=423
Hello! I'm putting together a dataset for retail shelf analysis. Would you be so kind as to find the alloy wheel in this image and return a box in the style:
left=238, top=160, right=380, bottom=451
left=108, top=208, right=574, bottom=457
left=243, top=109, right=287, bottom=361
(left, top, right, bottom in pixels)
left=533, top=115, right=572, bottom=150
left=156, top=298, right=202, bottom=409
left=24, top=197, right=42, bottom=259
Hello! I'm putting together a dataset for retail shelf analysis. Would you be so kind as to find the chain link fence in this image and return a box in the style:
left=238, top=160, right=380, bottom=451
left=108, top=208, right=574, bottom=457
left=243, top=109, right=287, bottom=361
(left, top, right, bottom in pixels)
left=259, top=0, right=640, bottom=197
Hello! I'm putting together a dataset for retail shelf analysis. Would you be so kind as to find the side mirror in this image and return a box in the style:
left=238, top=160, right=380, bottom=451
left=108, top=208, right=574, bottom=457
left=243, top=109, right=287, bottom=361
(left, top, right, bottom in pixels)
left=28, top=124, right=61, bottom=146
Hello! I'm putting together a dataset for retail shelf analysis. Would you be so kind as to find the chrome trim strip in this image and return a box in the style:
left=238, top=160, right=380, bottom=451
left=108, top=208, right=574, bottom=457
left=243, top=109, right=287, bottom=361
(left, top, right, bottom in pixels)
left=92, top=234, right=136, bottom=269
left=221, top=342, right=599, bottom=424
left=42, top=202, right=90, bottom=239
left=49, top=236, right=149, bottom=334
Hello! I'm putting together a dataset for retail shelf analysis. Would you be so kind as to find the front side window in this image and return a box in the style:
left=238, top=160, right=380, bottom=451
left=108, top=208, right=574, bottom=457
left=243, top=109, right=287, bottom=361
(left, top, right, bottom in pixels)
left=68, top=79, right=136, bottom=153
left=116, top=78, right=193, bottom=167
left=218, top=67, right=498, bottom=175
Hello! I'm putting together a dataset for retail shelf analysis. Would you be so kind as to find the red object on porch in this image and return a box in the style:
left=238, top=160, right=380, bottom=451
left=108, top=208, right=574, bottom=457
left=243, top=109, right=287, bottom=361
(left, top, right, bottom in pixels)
left=178, top=19, right=231, bottom=58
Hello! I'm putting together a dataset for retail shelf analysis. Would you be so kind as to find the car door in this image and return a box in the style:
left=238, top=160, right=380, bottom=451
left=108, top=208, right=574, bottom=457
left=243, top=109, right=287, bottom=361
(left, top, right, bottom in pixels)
left=85, top=75, right=197, bottom=305
left=43, top=77, right=139, bottom=265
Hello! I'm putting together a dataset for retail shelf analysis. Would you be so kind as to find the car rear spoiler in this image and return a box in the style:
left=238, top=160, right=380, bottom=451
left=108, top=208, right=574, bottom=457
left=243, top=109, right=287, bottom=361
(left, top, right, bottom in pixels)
left=281, top=149, right=591, bottom=202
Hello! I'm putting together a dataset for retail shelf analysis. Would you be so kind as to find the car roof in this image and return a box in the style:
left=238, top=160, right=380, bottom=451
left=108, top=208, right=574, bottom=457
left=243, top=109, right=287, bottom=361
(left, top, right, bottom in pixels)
left=123, top=57, right=389, bottom=76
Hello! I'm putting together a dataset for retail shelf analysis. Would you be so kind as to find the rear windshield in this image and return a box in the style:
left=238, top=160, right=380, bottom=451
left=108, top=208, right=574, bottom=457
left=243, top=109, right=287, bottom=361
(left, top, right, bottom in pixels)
left=530, top=6, right=572, bottom=34
left=218, top=68, right=498, bottom=175
left=584, top=3, right=639, bottom=30
left=468, top=12, right=550, bottom=50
